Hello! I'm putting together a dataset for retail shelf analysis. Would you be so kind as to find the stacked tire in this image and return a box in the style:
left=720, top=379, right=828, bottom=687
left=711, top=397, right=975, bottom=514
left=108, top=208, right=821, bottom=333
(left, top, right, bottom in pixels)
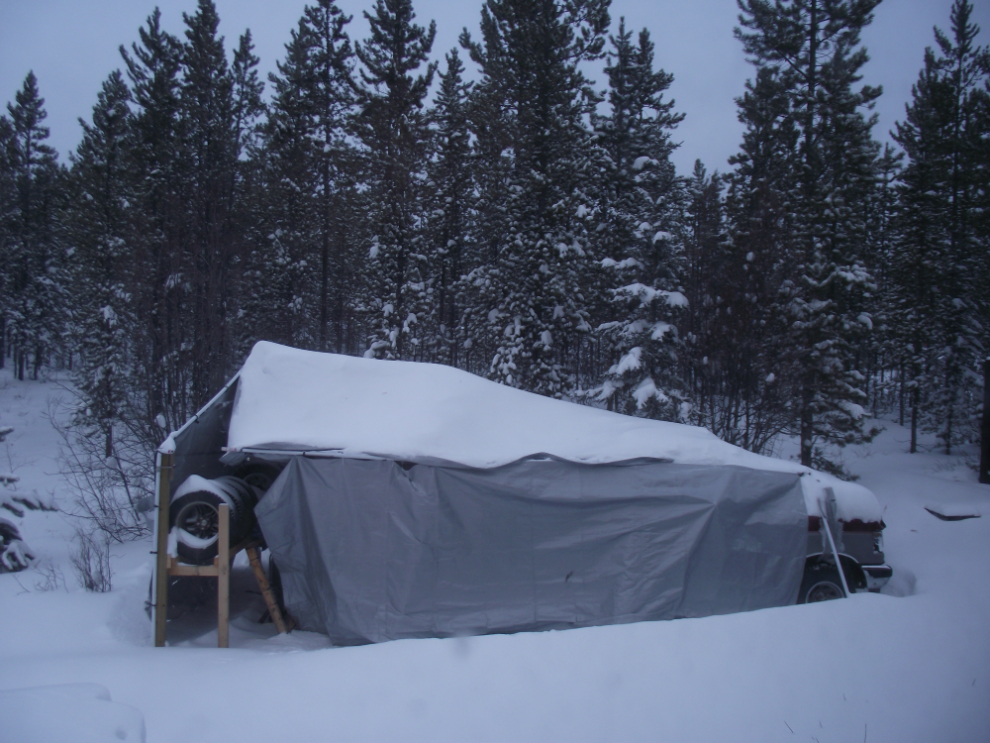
left=169, top=475, right=261, bottom=565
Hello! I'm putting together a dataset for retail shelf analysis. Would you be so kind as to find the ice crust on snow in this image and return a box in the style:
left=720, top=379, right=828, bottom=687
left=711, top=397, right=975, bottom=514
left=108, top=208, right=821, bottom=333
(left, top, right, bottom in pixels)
left=221, top=342, right=882, bottom=522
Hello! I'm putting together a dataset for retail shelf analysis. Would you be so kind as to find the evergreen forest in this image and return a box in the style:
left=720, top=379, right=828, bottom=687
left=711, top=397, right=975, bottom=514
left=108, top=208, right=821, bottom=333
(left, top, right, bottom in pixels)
left=2, top=0, right=988, bottom=525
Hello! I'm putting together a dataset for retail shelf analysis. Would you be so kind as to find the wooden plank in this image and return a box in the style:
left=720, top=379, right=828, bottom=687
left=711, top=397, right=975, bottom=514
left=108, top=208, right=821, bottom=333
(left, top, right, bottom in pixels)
left=166, top=555, right=221, bottom=577
left=245, top=546, right=288, bottom=634
left=153, top=452, right=173, bottom=647
left=217, top=503, right=230, bottom=648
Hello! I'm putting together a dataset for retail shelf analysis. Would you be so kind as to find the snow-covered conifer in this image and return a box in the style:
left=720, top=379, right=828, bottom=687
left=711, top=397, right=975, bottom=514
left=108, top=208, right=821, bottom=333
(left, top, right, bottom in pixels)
left=734, top=0, right=883, bottom=471
left=462, top=0, right=609, bottom=396
left=355, top=0, right=436, bottom=360
left=3, top=72, right=67, bottom=381
left=890, top=0, right=989, bottom=454
left=594, top=21, right=687, bottom=419
left=422, top=49, right=476, bottom=367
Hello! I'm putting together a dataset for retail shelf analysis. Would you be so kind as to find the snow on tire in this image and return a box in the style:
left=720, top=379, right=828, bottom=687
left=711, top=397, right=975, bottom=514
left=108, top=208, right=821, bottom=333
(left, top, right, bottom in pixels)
left=169, top=475, right=260, bottom=565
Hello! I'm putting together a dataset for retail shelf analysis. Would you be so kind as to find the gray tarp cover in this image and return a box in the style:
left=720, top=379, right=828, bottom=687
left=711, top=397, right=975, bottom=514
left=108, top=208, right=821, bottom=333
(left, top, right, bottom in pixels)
left=255, top=456, right=808, bottom=645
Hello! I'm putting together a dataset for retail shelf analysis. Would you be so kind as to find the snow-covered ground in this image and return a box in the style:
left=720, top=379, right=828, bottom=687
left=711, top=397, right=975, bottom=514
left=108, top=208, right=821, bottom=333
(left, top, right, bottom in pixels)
left=1, top=368, right=988, bottom=742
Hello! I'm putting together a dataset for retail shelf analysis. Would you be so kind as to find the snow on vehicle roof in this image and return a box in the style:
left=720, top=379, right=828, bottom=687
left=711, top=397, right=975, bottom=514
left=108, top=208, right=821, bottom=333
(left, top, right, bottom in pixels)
left=216, top=341, right=881, bottom=523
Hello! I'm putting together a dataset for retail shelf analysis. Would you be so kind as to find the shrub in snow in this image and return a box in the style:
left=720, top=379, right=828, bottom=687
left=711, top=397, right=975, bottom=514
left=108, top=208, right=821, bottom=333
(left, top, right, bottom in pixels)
left=52, top=398, right=153, bottom=543
left=0, top=517, right=35, bottom=573
left=0, top=424, right=53, bottom=573
left=70, top=527, right=112, bottom=593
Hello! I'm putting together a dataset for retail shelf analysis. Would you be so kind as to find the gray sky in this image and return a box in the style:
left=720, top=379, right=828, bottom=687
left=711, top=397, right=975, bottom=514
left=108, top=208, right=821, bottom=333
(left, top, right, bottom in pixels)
left=2, top=0, right=987, bottom=175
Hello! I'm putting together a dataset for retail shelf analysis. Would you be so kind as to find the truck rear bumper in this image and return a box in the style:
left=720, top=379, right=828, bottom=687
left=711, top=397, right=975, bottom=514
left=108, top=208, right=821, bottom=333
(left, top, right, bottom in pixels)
left=863, top=563, right=893, bottom=592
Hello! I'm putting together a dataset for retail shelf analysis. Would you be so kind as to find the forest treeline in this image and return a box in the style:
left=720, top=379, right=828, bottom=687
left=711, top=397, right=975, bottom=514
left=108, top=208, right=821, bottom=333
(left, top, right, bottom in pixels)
left=1, top=0, right=988, bottom=502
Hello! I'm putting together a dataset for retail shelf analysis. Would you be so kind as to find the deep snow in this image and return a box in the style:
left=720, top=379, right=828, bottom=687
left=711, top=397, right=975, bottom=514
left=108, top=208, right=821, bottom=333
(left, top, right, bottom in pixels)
left=1, top=367, right=988, bottom=742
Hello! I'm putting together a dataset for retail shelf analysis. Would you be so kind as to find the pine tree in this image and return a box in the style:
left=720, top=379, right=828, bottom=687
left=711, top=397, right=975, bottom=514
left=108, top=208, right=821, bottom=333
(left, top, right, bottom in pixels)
left=231, top=30, right=265, bottom=160
left=684, top=161, right=741, bottom=440
left=462, top=0, right=610, bottom=396
left=735, top=0, right=882, bottom=471
left=4, top=72, right=66, bottom=381
left=120, top=7, right=188, bottom=431
left=355, top=0, right=436, bottom=360
left=712, top=62, right=799, bottom=453
left=305, top=0, right=358, bottom=353
left=423, top=48, right=475, bottom=366
left=67, top=70, right=136, bottom=459
left=0, top=114, right=15, bottom=369
left=116, top=3, right=260, bottom=434
left=862, top=143, right=901, bottom=419
left=250, top=17, right=323, bottom=350
left=61, top=70, right=154, bottom=538
left=248, top=2, right=358, bottom=354
left=891, top=0, right=989, bottom=454
left=181, top=0, right=242, bottom=407
left=1, top=424, right=33, bottom=572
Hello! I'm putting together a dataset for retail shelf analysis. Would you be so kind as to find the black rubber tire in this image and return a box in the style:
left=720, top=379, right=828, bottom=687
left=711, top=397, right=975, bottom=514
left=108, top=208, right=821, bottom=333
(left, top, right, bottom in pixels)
left=169, top=476, right=259, bottom=565
left=233, top=462, right=284, bottom=495
left=798, top=561, right=850, bottom=604
left=169, top=490, right=226, bottom=565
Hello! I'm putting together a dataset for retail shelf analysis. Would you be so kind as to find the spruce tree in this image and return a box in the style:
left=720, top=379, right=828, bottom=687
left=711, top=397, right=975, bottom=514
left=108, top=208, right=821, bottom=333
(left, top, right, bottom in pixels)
left=735, top=0, right=883, bottom=471
left=181, top=0, right=242, bottom=407
left=355, top=0, right=436, bottom=360
left=423, top=49, right=475, bottom=367
left=4, top=72, right=66, bottom=381
left=248, top=19, right=319, bottom=350
left=717, top=64, right=799, bottom=453
left=67, top=70, right=136, bottom=459
left=305, top=0, right=358, bottom=353
left=250, top=2, right=358, bottom=354
left=0, top=114, right=15, bottom=369
left=594, top=21, right=688, bottom=419
left=120, top=8, right=187, bottom=431
left=462, top=0, right=609, bottom=396
left=891, top=0, right=989, bottom=454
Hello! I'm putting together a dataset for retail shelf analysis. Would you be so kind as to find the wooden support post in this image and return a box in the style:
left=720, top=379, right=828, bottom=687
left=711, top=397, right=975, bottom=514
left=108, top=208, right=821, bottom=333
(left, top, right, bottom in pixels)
left=156, top=496, right=286, bottom=647
left=246, top=546, right=289, bottom=634
left=154, top=452, right=173, bottom=648
left=217, top=503, right=230, bottom=648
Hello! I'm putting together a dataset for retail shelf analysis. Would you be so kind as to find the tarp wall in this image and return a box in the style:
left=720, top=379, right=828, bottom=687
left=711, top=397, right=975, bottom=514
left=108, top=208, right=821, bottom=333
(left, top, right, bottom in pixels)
left=168, top=379, right=238, bottom=498
left=255, top=456, right=808, bottom=645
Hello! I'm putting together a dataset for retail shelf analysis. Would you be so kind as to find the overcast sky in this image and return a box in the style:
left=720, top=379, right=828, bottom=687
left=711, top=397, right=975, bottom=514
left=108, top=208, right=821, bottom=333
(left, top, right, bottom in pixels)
left=1, top=0, right=987, bottom=175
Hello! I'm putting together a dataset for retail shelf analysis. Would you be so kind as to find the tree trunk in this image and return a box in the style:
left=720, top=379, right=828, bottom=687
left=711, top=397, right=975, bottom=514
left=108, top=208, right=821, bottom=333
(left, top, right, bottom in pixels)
left=980, top=358, right=989, bottom=484
left=910, top=386, right=918, bottom=454
left=800, top=386, right=813, bottom=467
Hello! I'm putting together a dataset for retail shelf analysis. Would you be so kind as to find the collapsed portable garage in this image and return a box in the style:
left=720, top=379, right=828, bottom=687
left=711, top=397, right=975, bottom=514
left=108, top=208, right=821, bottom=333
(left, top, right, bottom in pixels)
left=155, top=341, right=881, bottom=645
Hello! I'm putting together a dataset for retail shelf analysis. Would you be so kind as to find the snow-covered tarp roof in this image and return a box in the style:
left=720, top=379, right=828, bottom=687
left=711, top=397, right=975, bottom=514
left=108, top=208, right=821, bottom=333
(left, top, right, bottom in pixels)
left=164, top=341, right=882, bottom=523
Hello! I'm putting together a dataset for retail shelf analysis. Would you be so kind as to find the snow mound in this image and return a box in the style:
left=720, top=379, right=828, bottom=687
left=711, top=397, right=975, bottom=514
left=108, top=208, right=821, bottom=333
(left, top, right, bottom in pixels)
left=220, top=342, right=882, bottom=522
left=0, top=683, right=146, bottom=743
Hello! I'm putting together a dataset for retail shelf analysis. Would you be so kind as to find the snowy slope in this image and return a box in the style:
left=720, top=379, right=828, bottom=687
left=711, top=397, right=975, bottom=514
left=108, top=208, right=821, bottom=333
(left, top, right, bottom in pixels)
left=2, top=368, right=989, bottom=743
left=217, top=342, right=880, bottom=521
